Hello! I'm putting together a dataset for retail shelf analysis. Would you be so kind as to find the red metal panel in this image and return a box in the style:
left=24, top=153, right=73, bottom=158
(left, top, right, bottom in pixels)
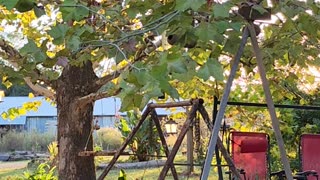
left=301, top=134, right=320, bottom=180
left=231, top=131, right=268, bottom=180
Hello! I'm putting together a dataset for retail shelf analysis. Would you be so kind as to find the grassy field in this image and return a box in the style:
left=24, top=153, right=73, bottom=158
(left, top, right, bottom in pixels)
left=0, top=165, right=219, bottom=180
left=0, top=155, right=221, bottom=180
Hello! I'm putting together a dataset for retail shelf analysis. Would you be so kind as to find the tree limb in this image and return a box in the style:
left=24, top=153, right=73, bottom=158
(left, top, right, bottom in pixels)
left=82, top=10, right=179, bottom=48
left=94, top=36, right=163, bottom=90
left=79, top=37, right=164, bottom=105
left=24, top=77, right=55, bottom=100
left=76, top=88, right=121, bottom=107
left=0, top=39, right=21, bottom=68
left=0, top=39, right=56, bottom=100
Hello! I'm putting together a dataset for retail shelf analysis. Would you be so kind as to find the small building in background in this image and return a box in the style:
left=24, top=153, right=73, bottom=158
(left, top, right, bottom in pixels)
left=0, top=97, right=183, bottom=134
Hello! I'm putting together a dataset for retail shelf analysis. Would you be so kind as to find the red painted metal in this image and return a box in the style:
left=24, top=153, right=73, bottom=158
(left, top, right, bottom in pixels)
left=230, top=131, right=269, bottom=180
left=301, top=134, right=320, bottom=180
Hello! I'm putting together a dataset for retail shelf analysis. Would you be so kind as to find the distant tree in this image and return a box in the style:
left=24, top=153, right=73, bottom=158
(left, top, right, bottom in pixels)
left=0, top=83, right=32, bottom=96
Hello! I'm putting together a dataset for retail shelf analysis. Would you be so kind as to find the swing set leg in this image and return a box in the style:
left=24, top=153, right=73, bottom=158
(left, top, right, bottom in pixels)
left=151, top=110, right=179, bottom=180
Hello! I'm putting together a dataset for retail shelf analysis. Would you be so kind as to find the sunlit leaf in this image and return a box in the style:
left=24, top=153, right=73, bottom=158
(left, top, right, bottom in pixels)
left=28, top=92, right=34, bottom=98
left=48, top=24, right=69, bottom=45
left=197, top=58, right=224, bottom=81
left=118, top=169, right=127, bottom=180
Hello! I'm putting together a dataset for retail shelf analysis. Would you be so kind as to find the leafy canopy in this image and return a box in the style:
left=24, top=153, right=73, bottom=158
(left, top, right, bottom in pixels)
left=0, top=0, right=319, bottom=111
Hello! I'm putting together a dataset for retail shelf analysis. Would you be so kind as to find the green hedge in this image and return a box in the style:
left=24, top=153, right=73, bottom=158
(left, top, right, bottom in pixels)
left=0, top=130, right=56, bottom=152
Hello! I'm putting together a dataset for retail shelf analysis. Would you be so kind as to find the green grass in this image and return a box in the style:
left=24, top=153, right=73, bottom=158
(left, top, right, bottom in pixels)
left=0, top=155, right=220, bottom=180
left=0, top=168, right=26, bottom=180
left=0, top=160, right=31, bottom=180
left=0, top=167, right=218, bottom=180
left=98, top=166, right=218, bottom=180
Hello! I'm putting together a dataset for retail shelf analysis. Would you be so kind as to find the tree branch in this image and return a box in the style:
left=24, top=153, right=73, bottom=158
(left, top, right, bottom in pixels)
left=24, top=77, right=55, bottom=100
left=82, top=10, right=179, bottom=49
left=0, top=39, right=56, bottom=100
left=76, top=88, right=121, bottom=107
left=79, top=35, right=164, bottom=105
left=94, top=35, right=163, bottom=89
left=0, top=39, right=21, bottom=68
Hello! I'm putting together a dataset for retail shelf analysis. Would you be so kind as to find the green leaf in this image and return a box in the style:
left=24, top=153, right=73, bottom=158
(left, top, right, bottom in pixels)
left=120, top=119, right=130, bottom=133
left=75, top=25, right=94, bottom=36
left=175, top=0, right=206, bottom=11
left=195, top=23, right=218, bottom=42
left=118, top=84, right=145, bottom=111
left=150, top=63, right=168, bottom=78
left=210, top=45, right=222, bottom=58
left=222, top=34, right=241, bottom=54
left=134, top=70, right=150, bottom=86
left=141, top=81, right=162, bottom=97
left=120, top=95, right=134, bottom=113
left=167, top=85, right=180, bottom=99
left=168, top=60, right=187, bottom=74
left=34, top=5, right=46, bottom=18
left=20, top=40, right=38, bottom=55
left=214, top=21, right=229, bottom=34
left=251, top=5, right=268, bottom=15
left=66, top=35, right=81, bottom=51
left=229, top=22, right=243, bottom=32
left=14, top=0, right=35, bottom=12
left=20, top=40, right=47, bottom=63
left=48, top=24, right=69, bottom=45
left=0, top=0, right=19, bottom=10
left=166, top=52, right=188, bottom=74
left=197, top=58, right=224, bottom=81
left=33, top=51, right=46, bottom=62
left=213, top=3, right=230, bottom=18
left=60, top=0, right=89, bottom=21
left=118, top=169, right=127, bottom=180
left=74, top=6, right=89, bottom=21
left=171, top=72, right=193, bottom=82
left=126, top=7, right=140, bottom=19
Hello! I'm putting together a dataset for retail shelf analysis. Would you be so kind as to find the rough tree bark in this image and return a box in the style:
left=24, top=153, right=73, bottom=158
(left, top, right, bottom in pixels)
left=56, top=61, right=99, bottom=180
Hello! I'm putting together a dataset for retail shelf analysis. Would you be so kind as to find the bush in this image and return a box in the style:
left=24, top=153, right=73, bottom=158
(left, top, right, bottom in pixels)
left=94, top=128, right=122, bottom=151
left=0, top=130, right=56, bottom=152
left=23, top=162, right=57, bottom=180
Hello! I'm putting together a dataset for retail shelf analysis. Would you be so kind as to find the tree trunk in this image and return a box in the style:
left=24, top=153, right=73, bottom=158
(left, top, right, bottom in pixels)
left=56, top=62, right=98, bottom=180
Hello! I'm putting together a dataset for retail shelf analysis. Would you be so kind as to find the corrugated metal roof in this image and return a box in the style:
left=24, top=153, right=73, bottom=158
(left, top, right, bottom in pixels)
left=0, top=97, right=57, bottom=116
left=0, top=116, right=26, bottom=125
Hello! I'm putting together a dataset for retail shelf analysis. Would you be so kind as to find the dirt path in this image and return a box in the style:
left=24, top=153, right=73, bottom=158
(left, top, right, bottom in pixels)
left=0, top=161, right=29, bottom=171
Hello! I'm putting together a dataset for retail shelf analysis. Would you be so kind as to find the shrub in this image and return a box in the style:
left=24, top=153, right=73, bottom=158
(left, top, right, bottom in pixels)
left=23, top=162, right=57, bottom=180
left=94, top=128, right=122, bottom=151
left=0, top=130, right=56, bottom=152
left=117, top=112, right=162, bottom=162
left=0, top=130, right=24, bottom=152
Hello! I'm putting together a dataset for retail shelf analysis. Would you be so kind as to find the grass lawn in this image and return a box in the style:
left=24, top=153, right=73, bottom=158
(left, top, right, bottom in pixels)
left=99, top=166, right=219, bottom=180
left=0, top=156, right=221, bottom=180
left=0, top=160, right=30, bottom=180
